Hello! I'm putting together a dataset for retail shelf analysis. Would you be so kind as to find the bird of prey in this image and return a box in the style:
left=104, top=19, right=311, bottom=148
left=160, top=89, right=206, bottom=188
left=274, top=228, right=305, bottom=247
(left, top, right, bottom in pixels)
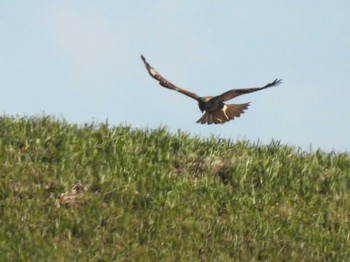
left=141, top=55, right=282, bottom=125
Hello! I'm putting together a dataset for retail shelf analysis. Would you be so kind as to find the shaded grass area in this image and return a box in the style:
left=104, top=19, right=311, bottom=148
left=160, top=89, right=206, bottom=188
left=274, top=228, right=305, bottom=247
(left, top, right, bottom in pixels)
left=0, top=115, right=350, bottom=261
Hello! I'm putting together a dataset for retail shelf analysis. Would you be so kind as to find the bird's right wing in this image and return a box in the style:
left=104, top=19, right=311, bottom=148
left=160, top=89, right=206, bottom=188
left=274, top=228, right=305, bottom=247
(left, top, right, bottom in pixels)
left=141, top=55, right=200, bottom=101
left=214, top=78, right=282, bottom=102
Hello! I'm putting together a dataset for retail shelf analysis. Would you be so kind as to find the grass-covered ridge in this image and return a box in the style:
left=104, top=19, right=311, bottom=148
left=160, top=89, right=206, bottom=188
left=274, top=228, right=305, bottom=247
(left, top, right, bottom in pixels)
left=1, top=115, right=350, bottom=261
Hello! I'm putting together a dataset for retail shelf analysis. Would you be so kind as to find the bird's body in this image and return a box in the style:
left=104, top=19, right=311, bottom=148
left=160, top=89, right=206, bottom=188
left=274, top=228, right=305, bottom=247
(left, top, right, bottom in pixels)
left=141, top=55, right=282, bottom=125
left=198, top=96, right=222, bottom=112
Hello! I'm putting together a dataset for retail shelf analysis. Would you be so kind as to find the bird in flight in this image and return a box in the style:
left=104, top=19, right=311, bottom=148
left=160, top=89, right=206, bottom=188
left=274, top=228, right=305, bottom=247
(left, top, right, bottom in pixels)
left=141, top=55, right=282, bottom=125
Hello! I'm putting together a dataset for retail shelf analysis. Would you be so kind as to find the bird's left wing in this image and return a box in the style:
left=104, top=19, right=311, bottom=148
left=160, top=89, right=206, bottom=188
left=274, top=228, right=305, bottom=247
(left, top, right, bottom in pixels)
left=214, top=78, right=282, bottom=102
left=141, top=55, right=200, bottom=101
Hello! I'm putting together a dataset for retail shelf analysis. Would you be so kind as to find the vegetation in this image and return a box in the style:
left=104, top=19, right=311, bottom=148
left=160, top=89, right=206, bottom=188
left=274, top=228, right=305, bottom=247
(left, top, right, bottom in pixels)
left=0, top=115, right=349, bottom=261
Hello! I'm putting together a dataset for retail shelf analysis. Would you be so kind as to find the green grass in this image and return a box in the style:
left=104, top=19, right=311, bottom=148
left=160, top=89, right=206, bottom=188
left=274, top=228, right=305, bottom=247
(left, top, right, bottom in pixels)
left=1, top=115, right=350, bottom=261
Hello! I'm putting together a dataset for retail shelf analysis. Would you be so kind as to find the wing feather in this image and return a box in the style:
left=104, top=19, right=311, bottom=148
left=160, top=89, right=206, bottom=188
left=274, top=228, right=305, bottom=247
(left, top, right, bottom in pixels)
left=141, top=55, right=200, bottom=101
left=214, top=79, right=282, bottom=102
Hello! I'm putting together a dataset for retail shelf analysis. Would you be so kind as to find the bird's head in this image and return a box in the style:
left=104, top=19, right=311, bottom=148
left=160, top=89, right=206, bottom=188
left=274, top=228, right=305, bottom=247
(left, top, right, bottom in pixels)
left=200, top=96, right=212, bottom=102
left=198, top=96, right=213, bottom=112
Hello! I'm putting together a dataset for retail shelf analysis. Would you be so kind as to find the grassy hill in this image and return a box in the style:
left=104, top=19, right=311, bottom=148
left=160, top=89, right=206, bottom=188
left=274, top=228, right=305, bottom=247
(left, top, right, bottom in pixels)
left=1, top=115, right=350, bottom=261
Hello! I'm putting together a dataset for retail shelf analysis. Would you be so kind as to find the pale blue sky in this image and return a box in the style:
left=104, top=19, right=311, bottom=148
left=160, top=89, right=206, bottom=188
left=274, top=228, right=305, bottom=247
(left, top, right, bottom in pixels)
left=1, top=1, right=349, bottom=152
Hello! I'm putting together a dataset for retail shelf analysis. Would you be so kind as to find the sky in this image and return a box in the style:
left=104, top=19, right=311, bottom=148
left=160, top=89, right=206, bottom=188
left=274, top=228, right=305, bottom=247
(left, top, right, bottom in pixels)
left=1, top=1, right=349, bottom=152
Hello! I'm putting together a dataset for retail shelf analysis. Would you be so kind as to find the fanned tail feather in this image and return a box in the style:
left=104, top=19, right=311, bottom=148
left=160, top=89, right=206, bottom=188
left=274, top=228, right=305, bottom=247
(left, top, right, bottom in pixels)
left=224, top=103, right=250, bottom=119
left=196, top=103, right=250, bottom=125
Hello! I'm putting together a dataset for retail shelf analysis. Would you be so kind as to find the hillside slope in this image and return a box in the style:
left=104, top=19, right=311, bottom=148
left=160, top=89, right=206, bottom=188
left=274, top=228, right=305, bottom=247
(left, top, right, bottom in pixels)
left=1, top=116, right=350, bottom=261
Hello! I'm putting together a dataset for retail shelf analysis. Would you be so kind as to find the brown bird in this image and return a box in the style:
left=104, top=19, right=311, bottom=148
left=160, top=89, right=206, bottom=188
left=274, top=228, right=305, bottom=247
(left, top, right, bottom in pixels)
left=141, top=55, right=282, bottom=125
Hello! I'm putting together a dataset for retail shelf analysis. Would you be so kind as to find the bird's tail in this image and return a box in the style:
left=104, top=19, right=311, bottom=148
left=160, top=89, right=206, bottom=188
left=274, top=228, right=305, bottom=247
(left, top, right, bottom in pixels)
left=196, top=103, right=250, bottom=125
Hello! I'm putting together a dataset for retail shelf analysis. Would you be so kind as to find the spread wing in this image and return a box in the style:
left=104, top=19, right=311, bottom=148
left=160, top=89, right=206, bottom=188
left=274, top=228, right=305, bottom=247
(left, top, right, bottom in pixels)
left=214, top=78, right=282, bottom=102
left=141, top=55, right=200, bottom=101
